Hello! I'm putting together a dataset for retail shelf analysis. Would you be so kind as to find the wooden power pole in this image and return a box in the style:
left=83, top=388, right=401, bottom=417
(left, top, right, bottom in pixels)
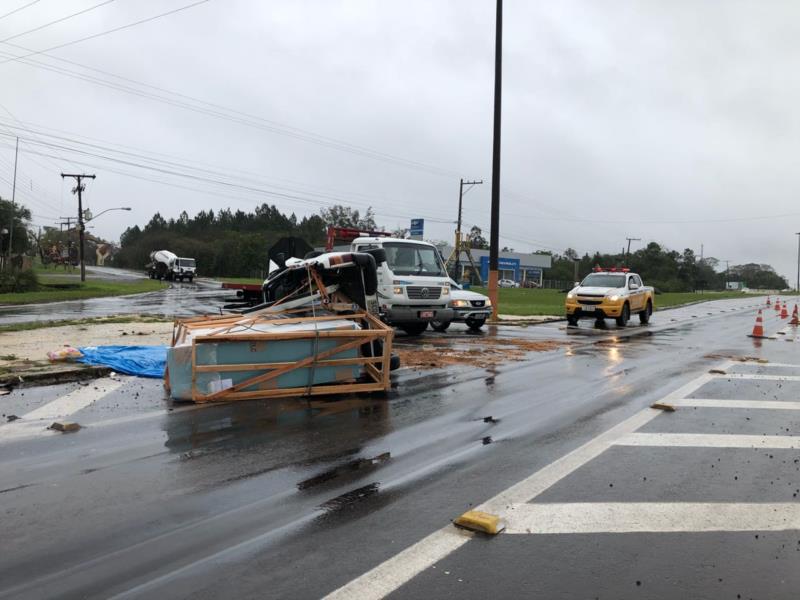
left=61, top=173, right=96, bottom=282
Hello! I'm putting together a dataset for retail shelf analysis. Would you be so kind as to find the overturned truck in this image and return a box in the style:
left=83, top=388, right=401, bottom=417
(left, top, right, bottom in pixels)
left=166, top=240, right=398, bottom=402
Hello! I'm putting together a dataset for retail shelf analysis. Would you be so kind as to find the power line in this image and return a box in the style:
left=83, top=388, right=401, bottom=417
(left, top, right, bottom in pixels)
left=0, top=0, right=42, bottom=21
left=0, top=0, right=119, bottom=44
left=0, top=45, right=460, bottom=177
left=0, top=128, right=459, bottom=221
left=0, top=0, right=213, bottom=65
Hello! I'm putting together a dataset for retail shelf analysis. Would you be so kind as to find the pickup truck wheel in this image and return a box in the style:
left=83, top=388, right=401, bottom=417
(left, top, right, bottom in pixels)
left=566, top=314, right=579, bottom=326
left=639, top=300, right=652, bottom=324
left=400, top=322, right=428, bottom=336
left=430, top=320, right=451, bottom=332
left=465, top=317, right=486, bottom=331
left=615, top=303, right=630, bottom=327
left=187, top=276, right=194, bottom=283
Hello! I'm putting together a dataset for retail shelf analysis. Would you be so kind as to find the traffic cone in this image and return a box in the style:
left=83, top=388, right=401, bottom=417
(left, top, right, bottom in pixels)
left=791, top=304, right=799, bottom=326
left=766, top=296, right=771, bottom=306
left=781, top=303, right=789, bottom=319
left=749, top=309, right=766, bottom=338
left=775, top=298, right=781, bottom=312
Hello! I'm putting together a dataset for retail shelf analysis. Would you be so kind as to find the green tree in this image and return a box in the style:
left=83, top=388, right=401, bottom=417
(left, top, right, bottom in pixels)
left=319, top=205, right=377, bottom=229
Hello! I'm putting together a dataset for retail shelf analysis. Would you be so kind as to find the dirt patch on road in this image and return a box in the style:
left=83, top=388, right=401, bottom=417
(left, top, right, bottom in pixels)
left=0, top=318, right=173, bottom=364
left=396, top=337, right=564, bottom=370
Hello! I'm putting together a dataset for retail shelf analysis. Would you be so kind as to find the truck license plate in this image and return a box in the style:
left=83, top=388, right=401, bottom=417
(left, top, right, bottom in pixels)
left=419, top=311, right=434, bottom=319
left=581, top=305, right=595, bottom=312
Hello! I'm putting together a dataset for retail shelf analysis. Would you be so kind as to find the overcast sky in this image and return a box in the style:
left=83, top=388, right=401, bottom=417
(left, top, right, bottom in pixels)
left=3, top=0, right=800, bottom=281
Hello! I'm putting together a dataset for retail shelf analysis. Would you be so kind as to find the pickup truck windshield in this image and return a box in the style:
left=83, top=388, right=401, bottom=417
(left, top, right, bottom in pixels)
left=384, top=242, right=446, bottom=277
left=178, top=259, right=196, bottom=268
left=581, top=273, right=626, bottom=288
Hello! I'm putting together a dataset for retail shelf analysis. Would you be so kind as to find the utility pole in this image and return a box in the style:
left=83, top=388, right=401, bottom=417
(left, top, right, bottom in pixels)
left=625, top=237, right=641, bottom=257
left=724, top=260, right=730, bottom=289
left=61, top=173, right=96, bottom=282
left=488, top=0, right=503, bottom=320
left=446, top=178, right=482, bottom=283
left=4, top=137, right=19, bottom=270
left=795, top=232, right=800, bottom=292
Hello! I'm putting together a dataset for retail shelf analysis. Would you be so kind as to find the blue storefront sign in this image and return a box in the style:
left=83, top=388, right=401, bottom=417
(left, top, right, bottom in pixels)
left=480, top=255, right=520, bottom=282
left=409, top=218, right=424, bottom=239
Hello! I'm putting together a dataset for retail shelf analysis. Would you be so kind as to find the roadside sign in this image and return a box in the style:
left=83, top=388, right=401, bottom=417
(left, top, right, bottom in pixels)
left=410, top=218, right=424, bottom=240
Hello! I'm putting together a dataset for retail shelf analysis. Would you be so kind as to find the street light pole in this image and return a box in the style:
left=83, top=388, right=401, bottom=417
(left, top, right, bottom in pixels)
left=488, top=0, right=503, bottom=320
left=7, top=137, right=18, bottom=268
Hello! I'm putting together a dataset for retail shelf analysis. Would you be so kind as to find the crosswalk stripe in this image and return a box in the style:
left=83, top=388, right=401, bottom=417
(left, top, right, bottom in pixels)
left=616, top=432, right=800, bottom=449
left=505, top=502, right=800, bottom=534
left=673, top=399, right=800, bottom=410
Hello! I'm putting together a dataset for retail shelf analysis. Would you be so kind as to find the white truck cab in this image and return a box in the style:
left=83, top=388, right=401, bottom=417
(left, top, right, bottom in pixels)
left=351, top=237, right=454, bottom=335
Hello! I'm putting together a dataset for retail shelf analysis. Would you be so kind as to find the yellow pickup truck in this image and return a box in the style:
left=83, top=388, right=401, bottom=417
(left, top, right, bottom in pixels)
left=565, top=268, right=655, bottom=327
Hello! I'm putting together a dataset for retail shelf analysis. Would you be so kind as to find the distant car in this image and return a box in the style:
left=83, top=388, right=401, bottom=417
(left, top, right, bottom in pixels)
left=430, top=280, right=492, bottom=332
left=498, top=279, right=519, bottom=288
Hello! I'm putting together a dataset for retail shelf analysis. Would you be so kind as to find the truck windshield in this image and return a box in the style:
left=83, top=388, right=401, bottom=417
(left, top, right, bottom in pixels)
left=581, top=273, right=626, bottom=288
left=384, top=242, right=446, bottom=277
left=178, top=259, right=196, bottom=268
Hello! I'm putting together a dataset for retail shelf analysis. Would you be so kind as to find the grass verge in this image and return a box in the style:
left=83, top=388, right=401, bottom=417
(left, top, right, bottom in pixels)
left=471, top=287, right=762, bottom=316
left=0, top=279, right=164, bottom=305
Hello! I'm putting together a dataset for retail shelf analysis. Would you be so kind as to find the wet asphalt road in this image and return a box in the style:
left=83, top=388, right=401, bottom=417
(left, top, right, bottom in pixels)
left=2, top=297, right=799, bottom=599
left=0, top=267, right=228, bottom=325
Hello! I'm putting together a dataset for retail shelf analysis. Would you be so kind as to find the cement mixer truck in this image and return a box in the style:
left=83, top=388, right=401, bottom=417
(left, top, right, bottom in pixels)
left=146, top=250, right=197, bottom=282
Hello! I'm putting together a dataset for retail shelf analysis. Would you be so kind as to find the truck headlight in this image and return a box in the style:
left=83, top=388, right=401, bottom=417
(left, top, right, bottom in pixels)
left=485, top=300, right=492, bottom=307
left=566, top=292, right=575, bottom=299
left=452, top=299, right=469, bottom=307
left=393, top=286, right=404, bottom=295
left=607, top=294, right=620, bottom=302
left=442, top=285, right=450, bottom=296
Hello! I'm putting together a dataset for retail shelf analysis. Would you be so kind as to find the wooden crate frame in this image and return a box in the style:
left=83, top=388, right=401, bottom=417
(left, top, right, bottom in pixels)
left=168, top=311, right=393, bottom=403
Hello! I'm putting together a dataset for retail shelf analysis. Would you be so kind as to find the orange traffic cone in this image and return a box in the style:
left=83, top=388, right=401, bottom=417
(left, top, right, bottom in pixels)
left=791, top=304, right=799, bottom=326
left=766, top=296, right=772, bottom=306
left=775, top=298, right=781, bottom=312
left=749, top=309, right=766, bottom=338
left=781, top=303, right=789, bottom=319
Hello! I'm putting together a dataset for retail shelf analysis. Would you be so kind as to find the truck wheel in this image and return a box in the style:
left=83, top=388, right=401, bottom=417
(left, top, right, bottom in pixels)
left=639, top=300, right=652, bottom=324
left=615, top=303, right=630, bottom=327
left=187, top=276, right=194, bottom=283
left=400, top=322, right=428, bottom=336
left=566, top=314, right=579, bottom=326
left=465, top=317, right=486, bottom=331
left=430, top=320, right=451, bottom=332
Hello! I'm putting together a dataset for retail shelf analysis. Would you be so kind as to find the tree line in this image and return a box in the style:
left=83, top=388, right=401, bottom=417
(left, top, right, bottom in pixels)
left=545, top=243, right=788, bottom=292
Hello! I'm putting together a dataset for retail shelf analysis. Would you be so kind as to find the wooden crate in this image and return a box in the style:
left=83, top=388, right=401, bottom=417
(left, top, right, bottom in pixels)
left=166, top=310, right=394, bottom=403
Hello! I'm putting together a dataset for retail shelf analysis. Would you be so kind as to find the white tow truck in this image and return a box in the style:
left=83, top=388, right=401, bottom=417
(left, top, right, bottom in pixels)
left=349, top=236, right=454, bottom=336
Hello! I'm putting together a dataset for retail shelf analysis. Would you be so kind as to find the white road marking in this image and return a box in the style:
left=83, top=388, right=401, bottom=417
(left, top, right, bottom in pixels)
left=0, top=377, right=128, bottom=441
left=505, top=503, right=800, bottom=534
left=718, top=373, right=800, bottom=381
left=616, top=432, right=800, bottom=449
left=21, top=378, right=128, bottom=421
left=673, top=398, right=800, bottom=410
left=323, top=367, right=724, bottom=599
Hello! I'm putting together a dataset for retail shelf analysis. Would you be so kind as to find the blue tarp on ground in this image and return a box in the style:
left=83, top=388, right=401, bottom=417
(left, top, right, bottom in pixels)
left=77, top=345, right=167, bottom=378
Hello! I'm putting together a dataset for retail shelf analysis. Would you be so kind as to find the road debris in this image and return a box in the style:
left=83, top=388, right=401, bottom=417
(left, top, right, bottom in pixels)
left=166, top=247, right=396, bottom=403
left=650, top=402, right=676, bottom=412
left=6, top=414, right=19, bottom=422
left=396, top=338, right=564, bottom=370
left=709, top=369, right=727, bottom=375
left=453, top=510, right=506, bottom=535
left=49, top=421, right=81, bottom=433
